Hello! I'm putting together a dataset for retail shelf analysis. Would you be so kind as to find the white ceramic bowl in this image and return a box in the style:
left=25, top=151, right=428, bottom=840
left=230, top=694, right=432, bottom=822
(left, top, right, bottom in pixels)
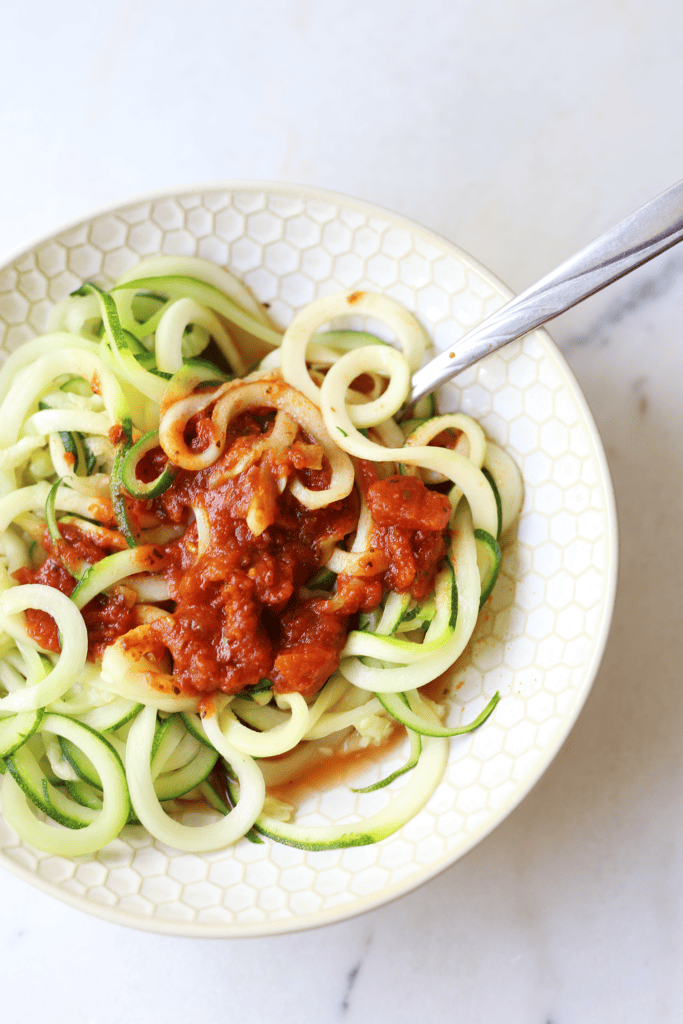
left=0, top=181, right=617, bottom=936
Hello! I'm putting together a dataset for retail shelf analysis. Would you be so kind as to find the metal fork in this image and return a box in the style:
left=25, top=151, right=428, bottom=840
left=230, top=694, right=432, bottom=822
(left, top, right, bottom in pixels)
left=409, top=178, right=683, bottom=403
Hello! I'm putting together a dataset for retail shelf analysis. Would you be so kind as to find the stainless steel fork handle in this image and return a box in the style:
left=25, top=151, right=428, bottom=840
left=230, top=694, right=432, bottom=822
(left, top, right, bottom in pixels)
left=410, top=178, right=683, bottom=403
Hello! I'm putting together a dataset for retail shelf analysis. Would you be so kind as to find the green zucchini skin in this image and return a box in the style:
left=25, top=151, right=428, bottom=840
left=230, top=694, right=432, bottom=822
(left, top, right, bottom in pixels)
left=474, top=528, right=501, bottom=609
left=376, top=690, right=501, bottom=738
left=482, top=467, right=503, bottom=540
left=0, top=708, right=44, bottom=759
left=110, top=443, right=138, bottom=548
left=3, top=715, right=131, bottom=840
left=120, top=431, right=177, bottom=499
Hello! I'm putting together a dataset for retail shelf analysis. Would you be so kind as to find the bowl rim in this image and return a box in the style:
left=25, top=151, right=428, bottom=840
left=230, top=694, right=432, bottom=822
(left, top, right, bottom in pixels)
left=0, top=178, right=619, bottom=937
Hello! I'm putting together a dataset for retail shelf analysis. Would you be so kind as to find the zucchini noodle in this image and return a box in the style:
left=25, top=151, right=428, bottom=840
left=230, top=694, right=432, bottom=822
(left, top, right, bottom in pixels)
left=0, top=256, right=523, bottom=857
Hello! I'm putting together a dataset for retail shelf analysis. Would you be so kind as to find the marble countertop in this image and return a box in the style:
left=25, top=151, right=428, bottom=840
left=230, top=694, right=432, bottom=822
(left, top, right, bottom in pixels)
left=1, top=1, right=682, bottom=1020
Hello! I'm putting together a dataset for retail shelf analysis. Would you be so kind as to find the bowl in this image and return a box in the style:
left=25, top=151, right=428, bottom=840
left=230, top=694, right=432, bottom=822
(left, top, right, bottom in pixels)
left=0, top=181, right=618, bottom=936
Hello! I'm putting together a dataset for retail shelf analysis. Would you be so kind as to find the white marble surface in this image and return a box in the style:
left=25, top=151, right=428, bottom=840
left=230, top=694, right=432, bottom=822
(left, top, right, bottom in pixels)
left=1, top=0, right=682, bottom=1020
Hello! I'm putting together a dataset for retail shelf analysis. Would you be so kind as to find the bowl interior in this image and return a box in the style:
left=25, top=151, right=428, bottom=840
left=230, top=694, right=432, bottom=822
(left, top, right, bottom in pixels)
left=0, top=182, right=617, bottom=936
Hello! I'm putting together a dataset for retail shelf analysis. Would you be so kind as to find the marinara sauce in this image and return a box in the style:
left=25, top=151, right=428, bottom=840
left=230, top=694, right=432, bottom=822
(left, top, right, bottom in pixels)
left=15, top=409, right=452, bottom=700
left=13, top=523, right=137, bottom=659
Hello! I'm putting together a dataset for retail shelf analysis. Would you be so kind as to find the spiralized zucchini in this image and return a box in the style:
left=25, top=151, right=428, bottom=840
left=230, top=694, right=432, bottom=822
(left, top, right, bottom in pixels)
left=0, top=256, right=523, bottom=856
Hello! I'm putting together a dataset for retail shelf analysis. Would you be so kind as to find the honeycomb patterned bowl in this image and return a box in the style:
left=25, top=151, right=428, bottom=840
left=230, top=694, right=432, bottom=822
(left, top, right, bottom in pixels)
left=0, top=181, right=617, bottom=936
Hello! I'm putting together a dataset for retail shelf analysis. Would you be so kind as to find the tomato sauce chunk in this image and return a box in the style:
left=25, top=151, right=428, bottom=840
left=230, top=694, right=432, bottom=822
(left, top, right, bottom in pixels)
left=366, top=475, right=451, bottom=532
left=271, top=599, right=349, bottom=697
left=365, top=475, right=450, bottom=599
